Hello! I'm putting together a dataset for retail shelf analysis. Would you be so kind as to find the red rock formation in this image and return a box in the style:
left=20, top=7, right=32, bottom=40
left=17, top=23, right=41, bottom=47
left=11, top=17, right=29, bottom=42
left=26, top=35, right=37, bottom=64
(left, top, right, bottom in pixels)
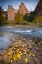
left=7, top=5, right=15, bottom=21
left=18, top=2, right=29, bottom=15
left=35, top=0, right=42, bottom=15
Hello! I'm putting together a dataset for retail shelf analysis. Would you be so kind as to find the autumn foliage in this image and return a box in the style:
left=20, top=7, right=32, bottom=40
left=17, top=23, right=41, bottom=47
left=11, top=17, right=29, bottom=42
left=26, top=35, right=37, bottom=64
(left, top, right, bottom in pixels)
left=33, top=16, right=42, bottom=22
left=14, top=13, right=23, bottom=24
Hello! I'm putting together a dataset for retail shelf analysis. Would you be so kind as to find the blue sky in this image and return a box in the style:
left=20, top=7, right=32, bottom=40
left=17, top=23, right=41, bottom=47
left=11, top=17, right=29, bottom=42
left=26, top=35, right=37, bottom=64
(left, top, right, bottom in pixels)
left=0, top=0, right=39, bottom=11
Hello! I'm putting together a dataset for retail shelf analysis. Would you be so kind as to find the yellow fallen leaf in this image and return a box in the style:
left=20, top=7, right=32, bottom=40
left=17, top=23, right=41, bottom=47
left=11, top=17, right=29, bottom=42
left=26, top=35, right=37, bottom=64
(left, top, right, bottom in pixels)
left=19, top=52, right=22, bottom=55
left=12, top=46, right=14, bottom=49
left=17, top=54, right=21, bottom=59
left=23, top=44, right=25, bottom=47
left=18, top=40, right=21, bottom=43
left=29, top=52, right=35, bottom=57
left=3, top=51, right=7, bottom=54
left=13, top=55, right=17, bottom=60
left=32, top=54, right=35, bottom=57
left=21, top=47, right=24, bottom=51
left=10, top=55, right=12, bottom=59
left=23, top=50, right=26, bottom=52
left=8, top=59, right=10, bottom=63
left=24, top=58, right=29, bottom=63
left=16, top=45, right=18, bottom=48
left=17, top=49, right=19, bottom=51
left=7, top=52, right=11, bottom=56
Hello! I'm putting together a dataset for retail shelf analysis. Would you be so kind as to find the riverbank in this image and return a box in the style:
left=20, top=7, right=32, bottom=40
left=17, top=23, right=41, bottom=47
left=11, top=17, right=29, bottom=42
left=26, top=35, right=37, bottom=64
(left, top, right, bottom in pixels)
left=13, top=24, right=40, bottom=28
left=6, top=24, right=42, bottom=29
left=0, top=22, right=42, bottom=28
left=0, top=34, right=42, bottom=64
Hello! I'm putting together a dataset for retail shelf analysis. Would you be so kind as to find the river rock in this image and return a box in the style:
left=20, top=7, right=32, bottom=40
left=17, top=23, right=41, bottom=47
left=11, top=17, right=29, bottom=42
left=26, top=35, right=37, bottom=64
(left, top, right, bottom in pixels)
left=34, top=57, right=41, bottom=64
left=29, top=57, right=36, bottom=64
left=28, top=44, right=32, bottom=49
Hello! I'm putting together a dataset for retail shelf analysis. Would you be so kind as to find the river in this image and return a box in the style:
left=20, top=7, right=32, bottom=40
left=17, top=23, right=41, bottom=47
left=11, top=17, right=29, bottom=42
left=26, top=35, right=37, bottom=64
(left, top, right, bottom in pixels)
left=0, top=26, right=42, bottom=53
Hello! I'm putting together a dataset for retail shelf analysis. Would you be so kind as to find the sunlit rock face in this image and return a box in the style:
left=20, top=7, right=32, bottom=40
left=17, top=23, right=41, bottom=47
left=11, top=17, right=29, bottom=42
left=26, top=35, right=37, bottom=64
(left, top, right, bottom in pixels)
left=18, top=2, right=29, bottom=15
left=7, top=5, right=15, bottom=21
left=7, top=3, right=29, bottom=21
left=35, top=0, right=42, bottom=15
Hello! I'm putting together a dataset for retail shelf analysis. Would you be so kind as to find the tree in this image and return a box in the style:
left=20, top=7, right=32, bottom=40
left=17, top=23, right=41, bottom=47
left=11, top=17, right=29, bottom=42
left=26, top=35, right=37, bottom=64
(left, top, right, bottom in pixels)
left=23, top=13, right=29, bottom=21
left=23, top=11, right=36, bottom=22
left=14, top=13, right=23, bottom=24
left=0, top=7, right=7, bottom=25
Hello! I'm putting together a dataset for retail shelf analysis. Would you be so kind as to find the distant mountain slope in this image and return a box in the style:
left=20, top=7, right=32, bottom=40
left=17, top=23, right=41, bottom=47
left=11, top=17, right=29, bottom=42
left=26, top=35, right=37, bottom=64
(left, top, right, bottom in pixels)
left=35, top=0, right=42, bottom=15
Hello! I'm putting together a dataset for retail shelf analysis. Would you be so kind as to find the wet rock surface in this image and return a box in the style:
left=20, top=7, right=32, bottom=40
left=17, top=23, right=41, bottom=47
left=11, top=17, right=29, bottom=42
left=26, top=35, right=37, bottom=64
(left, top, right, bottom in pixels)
left=0, top=35, right=42, bottom=64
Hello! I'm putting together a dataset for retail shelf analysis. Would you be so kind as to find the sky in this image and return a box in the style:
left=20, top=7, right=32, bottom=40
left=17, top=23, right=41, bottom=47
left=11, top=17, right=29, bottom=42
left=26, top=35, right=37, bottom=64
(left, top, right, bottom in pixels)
left=0, top=0, right=39, bottom=11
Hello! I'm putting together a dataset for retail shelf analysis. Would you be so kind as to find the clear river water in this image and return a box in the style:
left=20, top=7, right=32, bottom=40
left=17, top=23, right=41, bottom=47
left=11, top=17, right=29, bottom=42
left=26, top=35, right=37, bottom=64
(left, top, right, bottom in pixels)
left=0, top=26, right=42, bottom=53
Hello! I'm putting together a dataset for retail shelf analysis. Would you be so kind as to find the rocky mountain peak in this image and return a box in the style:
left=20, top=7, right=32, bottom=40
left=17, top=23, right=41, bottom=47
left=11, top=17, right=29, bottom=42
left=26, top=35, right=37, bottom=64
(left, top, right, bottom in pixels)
left=18, top=2, right=29, bottom=15
left=35, top=0, right=42, bottom=15
left=7, top=5, right=15, bottom=21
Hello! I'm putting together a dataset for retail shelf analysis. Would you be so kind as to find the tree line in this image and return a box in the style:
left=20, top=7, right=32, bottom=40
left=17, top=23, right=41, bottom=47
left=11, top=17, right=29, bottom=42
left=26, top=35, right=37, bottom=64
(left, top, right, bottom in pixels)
left=0, top=6, right=42, bottom=25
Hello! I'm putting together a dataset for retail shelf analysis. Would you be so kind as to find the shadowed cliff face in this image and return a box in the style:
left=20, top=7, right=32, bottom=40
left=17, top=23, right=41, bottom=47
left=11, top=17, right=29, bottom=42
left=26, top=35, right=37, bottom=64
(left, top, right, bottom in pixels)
left=35, top=0, right=42, bottom=15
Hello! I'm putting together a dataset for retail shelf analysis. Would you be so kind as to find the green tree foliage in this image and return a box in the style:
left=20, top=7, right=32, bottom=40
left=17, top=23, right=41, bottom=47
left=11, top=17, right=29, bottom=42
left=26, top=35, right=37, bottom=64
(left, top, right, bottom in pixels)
left=33, top=16, right=42, bottom=23
left=14, top=13, right=23, bottom=24
left=0, top=7, right=7, bottom=25
left=23, top=13, right=29, bottom=21
left=23, top=11, right=36, bottom=22
left=0, top=16, right=6, bottom=24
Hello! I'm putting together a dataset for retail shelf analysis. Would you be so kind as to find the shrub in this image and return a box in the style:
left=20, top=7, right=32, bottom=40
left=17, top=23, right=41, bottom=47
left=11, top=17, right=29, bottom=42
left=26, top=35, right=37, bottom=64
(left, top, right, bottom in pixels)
left=33, top=16, right=42, bottom=23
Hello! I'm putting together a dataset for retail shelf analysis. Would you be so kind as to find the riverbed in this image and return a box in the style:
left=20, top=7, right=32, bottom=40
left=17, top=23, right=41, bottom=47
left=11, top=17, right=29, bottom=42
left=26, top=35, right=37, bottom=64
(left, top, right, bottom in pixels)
left=0, top=26, right=42, bottom=53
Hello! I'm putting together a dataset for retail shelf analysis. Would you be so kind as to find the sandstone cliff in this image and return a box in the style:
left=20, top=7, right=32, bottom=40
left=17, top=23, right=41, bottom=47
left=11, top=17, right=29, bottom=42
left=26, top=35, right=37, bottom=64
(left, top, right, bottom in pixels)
left=35, top=0, right=42, bottom=15
left=7, top=3, right=29, bottom=21
left=7, top=5, right=15, bottom=21
left=18, top=2, right=29, bottom=15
